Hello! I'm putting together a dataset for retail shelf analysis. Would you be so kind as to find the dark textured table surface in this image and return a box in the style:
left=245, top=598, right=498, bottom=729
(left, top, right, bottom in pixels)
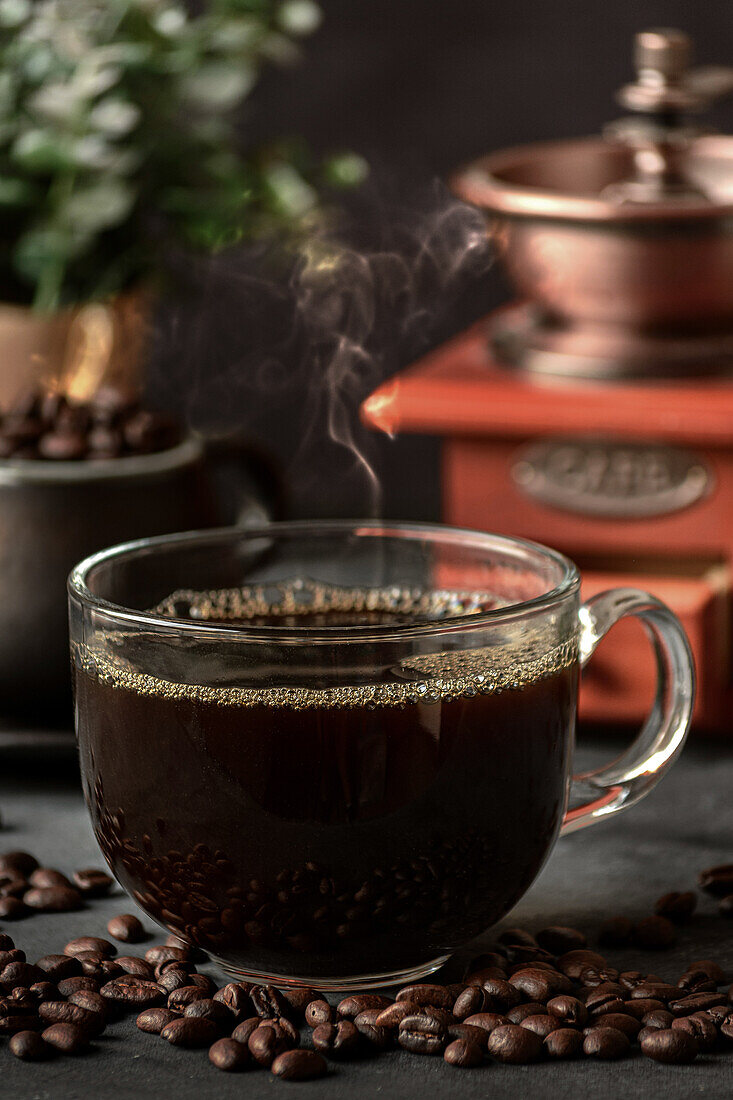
left=1, top=731, right=732, bottom=1099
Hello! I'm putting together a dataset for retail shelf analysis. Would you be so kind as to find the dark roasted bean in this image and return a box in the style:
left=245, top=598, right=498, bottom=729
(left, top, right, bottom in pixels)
left=354, top=1008, right=392, bottom=1050
left=508, top=968, right=556, bottom=1002
left=9, top=1030, right=56, bottom=1061
left=536, top=926, right=587, bottom=954
left=629, top=982, right=677, bottom=1002
left=1, top=961, right=46, bottom=987
left=672, top=1014, right=718, bottom=1051
left=443, top=1037, right=482, bottom=1067
left=544, top=1027, right=584, bottom=1059
left=100, top=976, right=164, bottom=1010
left=35, top=954, right=81, bottom=981
left=519, top=1013, right=561, bottom=1038
left=641, top=1027, right=698, bottom=1063
left=546, top=995, right=588, bottom=1027
left=107, top=914, right=146, bottom=943
left=677, top=969, right=717, bottom=993
left=271, top=1049, right=327, bottom=1080
left=30, top=982, right=59, bottom=1005
left=184, top=998, right=233, bottom=1030
left=558, top=950, right=607, bottom=979
left=24, top=886, right=82, bottom=912
left=396, top=983, right=453, bottom=1009
left=306, top=999, right=333, bottom=1027
left=38, top=1001, right=104, bottom=1036
left=582, top=1026, right=630, bottom=1059
left=669, top=992, right=727, bottom=1016
left=209, top=1036, right=250, bottom=1071
left=57, top=976, right=99, bottom=997
left=67, top=990, right=109, bottom=1019
left=654, top=891, right=697, bottom=923
left=507, top=1002, right=547, bottom=1024
left=588, top=1013, right=640, bottom=1039
left=42, top=1022, right=90, bottom=1053
left=447, top=1022, right=490, bottom=1049
left=249, top=1023, right=292, bottom=1066
left=156, top=966, right=192, bottom=995
left=64, top=937, right=116, bottom=959
left=623, top=998, right=666, bottom=1020
left=453, top=985, right=486, bottom=1019
left=280, top=986, right=320, bottom=1018
left=28, top=868, right=73, bottom=889
left=0, top=852, right=38, bottom=877
left=0, top=897, right=28, bottom=920
left=398, top=1011, right=446, bottom=1056
left=584, top=990, right=625, bottom=1018
left=720, top=1014, right=733, bottom=1042
left=633, top=916, right=676, bottom=951
left=144, top=945, right=187, bottom=966
left=486, top=1023, right=543, bottom=1064
left=168, top=985, right=208, bottom=1010
left=698, top=864, right=733, bottom=897
left=463, top=1012, right=509, bottom=1034
left=251, top=984, right=289, bottom=1019
left=642, top=1009, right=674, bottom=1029
left=686, top=959, right=726, bottom=984
left=0, top=1014, right=43, bottom=1035
left=497, top=927, right=536, bottom=948
left=313, top=1019, right=362, bottom=1059
left=480, top=977, right=521, bottom=1012
left=231, top=1017, right=261, bottom=1045
left=73, top=869, right=114, bottom=897
left=212, top=982, right=252, bottom=1021
left=337, top=993, right=391, bottom=1019
left=0, top=933, right=16, bottom=950
left=137, top=1007, right=180, bottom=1034
left=161, top=1016, right=217, bottom=1048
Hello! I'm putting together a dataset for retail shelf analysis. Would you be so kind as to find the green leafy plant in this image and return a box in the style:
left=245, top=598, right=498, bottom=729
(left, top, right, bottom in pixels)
left=0, top=0, right=364, bottom=311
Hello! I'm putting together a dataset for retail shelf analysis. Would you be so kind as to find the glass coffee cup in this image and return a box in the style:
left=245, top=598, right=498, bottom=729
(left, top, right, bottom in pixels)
left=68, top=522, right=694, bottom=991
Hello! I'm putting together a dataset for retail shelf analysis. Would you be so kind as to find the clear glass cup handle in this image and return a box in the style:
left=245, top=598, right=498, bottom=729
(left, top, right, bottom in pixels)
left=561, top=588, right=695, bottom=836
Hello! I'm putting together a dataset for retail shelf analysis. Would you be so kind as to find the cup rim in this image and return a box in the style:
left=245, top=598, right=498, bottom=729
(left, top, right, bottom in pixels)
left=68, top=521, right=580, bottom=642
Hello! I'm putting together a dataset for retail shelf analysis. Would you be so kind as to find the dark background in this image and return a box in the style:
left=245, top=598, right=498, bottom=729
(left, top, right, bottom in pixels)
left=155, top=1, right=733, bottom=522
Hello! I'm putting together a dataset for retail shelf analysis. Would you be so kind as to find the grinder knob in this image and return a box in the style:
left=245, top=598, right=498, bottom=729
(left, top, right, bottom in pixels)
left=618, top=27, right=733, bottom=117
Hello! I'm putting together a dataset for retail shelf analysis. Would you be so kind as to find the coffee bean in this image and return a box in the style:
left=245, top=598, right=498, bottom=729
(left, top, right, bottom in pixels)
left=42, top=1022, right=90, bottom=1053
left=212, top=982, right=252, bottom=1021
left=544, top=1027, right=584, bottom=1059
left=464, top=966, right=508, bottom=986
left=669, top=992, right=727, bottom=1016
left=497, top=927, right=537, bottom=948
left=585, top=991, right=626, bottom=1018
left=0, top=851, right=38, bottom=877
left=582, top=1026, right=631, bottom=1059
left=687, top=959, right=726, bottom=984
left=720, top=1014, right=733, bottom=1042
left=398, top=1011, right=446, bottom=1056
left=271, top=1049, right=327, bottom=1081
left=0, top=1014, right=43, bottom=1035
left=453, top=986, right=486, bottom=1019
left=536, top=926, right=587, bottom=954
left=463, top=1012, right=509, bottom=1034
left=38, top=429, right=88, bottom=460
left=100, top=976, right=164, bottom=1010
left=30, top=982, right=60, bottom=1005
left=507, top=1002, right=547, bottom=1023
left=623, top=998, right=666, bottom=1020
left=137, top=1007, right=180, bottom=1033
left=280, top=985, right=320, bottom=1018
left=354, top=1008, right=392, bottom=1050
left=557, top=950, right=607, bottom=978
left=107, top=914, right=146, bottom=943
left=337, top=993, right=392, bottom=1020
left=145, top=945, right=188, bottom=966
left=486, top=1023, right=543, bottom=1064
left=306, top=999, right=333, bottom=1027
left=209, top=1036, right=250, bottom=1071
left=0, top=933, right=15, bottom=951
left=447, top=1022, right=490, bottom=1049
left=396, top=983, right=453, bottom=1009
left=654, top=891, right=697, bottom=923
left=161, top=1016, right=217, bottom=1048
left=68, top=990, right=109, bottom=1019
left=519, top=1013, right=561, bottom=1038
left=633, top=916, right=677, bottom=951
left=672, top=1014, right=718, bottom=1051
left=64, top=937, right=116, bottom=959
left=1, top=960, right=45, bottom=987
left=719, top=895, right=733, bottom=918
left=313, top=1019, right=362, bottom=1059
left=465, top=952, right=507, bottom=976
left=0, top=877, right=29, bottom=899
left=508, top=966, right=564, bottom=1001
left=677, top=969, right=717, bottom=993
left=9, top=1030, right=56, bottom=1061
left=588, top=1013, right=640, bottom=1039
left=0, top=897, right=27, bottom=920
left=231, top=1017, right=261, bottom=1045
left=57, top=976, right=100, bottom=997
left=251, top=984, right=289, bottom=1019
left=116, top=956, right=153, bottom=978
left=480, top=977, right=521, bottom=1012
left=642, top=1009, right=674, bottom=1029
left=73, top=868, right=114, bottom=897
left=38, top=1001, right=104, bottom=1035
left=698, top=864, right=733, bottom=897
left=641, top=1027, right=699, bottom=1063
left=157, top=966, right=192, bottom=995
left=546, top=995, right=588, bottom=1027
left=183, top=998, right=232, bottom=1030
left=168, top=985, right=208, bottom=1009
left=29, top=868, right=73, bottom=889
left=249, top=1023, right=292, bottom=1066
left=35, top=951, right=80, bottom=981
left=443, top=1037, right=483, bottom=1067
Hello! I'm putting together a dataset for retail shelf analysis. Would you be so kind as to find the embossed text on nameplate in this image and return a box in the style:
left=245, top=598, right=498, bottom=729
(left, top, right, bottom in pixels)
left=511, top=438, right=712, bottom=518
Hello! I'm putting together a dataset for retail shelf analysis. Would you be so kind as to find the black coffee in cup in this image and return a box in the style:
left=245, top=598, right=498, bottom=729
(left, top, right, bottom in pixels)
left=74, top=583, right=577, bottom=982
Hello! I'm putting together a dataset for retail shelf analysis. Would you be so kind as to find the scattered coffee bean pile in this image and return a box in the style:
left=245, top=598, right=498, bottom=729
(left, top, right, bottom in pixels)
left=0, top=387, right=181, bottom=461
left=1, top=847, right=732, bottom=1081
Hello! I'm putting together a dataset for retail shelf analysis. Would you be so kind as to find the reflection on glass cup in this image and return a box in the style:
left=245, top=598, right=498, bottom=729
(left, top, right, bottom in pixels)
left=69, top=522, right=694, bottom=991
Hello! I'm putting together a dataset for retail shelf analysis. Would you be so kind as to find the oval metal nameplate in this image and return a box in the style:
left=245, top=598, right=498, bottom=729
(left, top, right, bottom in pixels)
left=512, top=437, right=712, bottom=518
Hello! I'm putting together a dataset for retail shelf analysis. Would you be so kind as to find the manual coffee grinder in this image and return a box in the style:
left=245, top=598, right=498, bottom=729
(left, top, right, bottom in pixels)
left=363, top=29, right=733, bottom=732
